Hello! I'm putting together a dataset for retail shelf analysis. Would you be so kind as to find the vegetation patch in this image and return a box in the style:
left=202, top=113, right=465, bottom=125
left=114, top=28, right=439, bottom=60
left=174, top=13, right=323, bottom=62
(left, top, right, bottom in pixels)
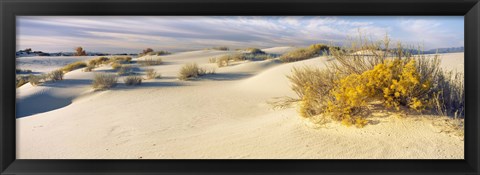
left=178, top=63, right=214, bottom=80
left=124, top=76, right=142, bottom=86
left=61, top=61, right=87, bottom=73
left=48, top=70, right=64, bottom=81
left=92, top=73, right=118, bottom=90
left=138, top=57, right=163, bottom=66
left=88, top=57, right=110, bottom=67
left=279, top=43, right=330, bottom=63
left=145, top=68, right=161, bottom=79
left=286, top=37, right=464, bottom=128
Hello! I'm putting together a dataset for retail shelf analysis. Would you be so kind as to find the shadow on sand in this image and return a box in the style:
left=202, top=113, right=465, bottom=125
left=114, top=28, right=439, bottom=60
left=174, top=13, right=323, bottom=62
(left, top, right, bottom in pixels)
left=198, top=72, right=253, bottom=81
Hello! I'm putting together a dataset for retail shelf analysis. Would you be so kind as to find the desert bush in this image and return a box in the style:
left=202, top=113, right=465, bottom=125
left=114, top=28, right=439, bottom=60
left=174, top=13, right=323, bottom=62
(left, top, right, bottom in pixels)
left=48, top=70, right=64, bottom=81
left=245, top=48, right=265, bottom=54
left=84, top=64, right=95, bottom=72
left=145, top=68, right=161, bottom=79
left=243, top=53, right=274, bottom=60
left=88, top=57, right=110, bottom=67
left=280, top=48, right=316, bottom=63
left=147, top=50, right=170, bottom=56
left=28, top=74, right=43, bottom=86
left=117, top=65, right=134, bottom=76
left=75, top=47, right=87, bottom=56
left=287, top=36, right=457, bottom=127
left=124, top=76, right=142, bottom=86
left=16, top=76, right=29, bottom=88
left=280, top=43, right=329, bottom=63
left=111, top=62, right=122, bottom=70
left=138, top=57, right=162, bottom=66
left=111, top=56, right=132, bottom=64
left=61, top=61, right=87, bottom=72
left=178, top=63, right=213, bottom=80
left=433, top=71, right=465, bottom=117
left=92, top=73, right=118, bottom=90
left=142, top=48, right=154, bottom=55
left=217, top=56, right=230, bottom=67
left=209, top=57, right=217, bottom=63
left=179, top=63, right=201, bottom=80
left=210, top=46, right=229, bottom=51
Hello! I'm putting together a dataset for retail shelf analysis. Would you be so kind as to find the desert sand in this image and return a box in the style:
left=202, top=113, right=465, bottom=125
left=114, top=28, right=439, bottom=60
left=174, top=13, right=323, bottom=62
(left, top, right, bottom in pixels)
left=16, top=48, right=464, bottom=159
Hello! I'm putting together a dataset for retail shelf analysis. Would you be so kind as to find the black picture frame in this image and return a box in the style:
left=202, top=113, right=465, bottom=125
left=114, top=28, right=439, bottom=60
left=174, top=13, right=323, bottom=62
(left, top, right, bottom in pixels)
left=1, top=0, right=479, bottom=174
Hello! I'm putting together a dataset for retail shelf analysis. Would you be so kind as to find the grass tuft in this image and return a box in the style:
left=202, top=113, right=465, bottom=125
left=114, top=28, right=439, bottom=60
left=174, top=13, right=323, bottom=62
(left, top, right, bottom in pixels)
left=92, top=73, right=118, bottom=90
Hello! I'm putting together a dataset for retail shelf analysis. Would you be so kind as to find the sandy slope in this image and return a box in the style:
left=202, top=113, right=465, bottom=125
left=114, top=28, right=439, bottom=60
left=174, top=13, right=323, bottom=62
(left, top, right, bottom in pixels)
left=16, top=48, right=464, bottom=159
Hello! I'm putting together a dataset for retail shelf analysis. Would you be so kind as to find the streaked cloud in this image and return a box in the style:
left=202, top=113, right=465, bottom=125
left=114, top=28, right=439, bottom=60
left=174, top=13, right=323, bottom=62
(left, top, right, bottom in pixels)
left=17, top=16, right=463, bottom=53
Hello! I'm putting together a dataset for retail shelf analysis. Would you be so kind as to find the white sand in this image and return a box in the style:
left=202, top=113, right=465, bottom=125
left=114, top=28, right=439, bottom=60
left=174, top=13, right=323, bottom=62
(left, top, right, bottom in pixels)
left=16, top=56, right=98, bottom=74
left=16, top=48, right=464, bottom=159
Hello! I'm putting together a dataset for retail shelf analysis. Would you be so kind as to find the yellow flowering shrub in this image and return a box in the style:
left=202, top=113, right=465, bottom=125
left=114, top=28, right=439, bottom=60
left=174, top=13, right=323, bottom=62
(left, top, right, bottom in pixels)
left=324, top=59, right=432, bottom=127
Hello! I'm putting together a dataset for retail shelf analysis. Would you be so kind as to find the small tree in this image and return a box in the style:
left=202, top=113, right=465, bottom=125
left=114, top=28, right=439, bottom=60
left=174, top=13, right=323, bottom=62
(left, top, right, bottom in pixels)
left=75, top=47, right=87, bottom=56
left=142, top=48, right=154, bottom=55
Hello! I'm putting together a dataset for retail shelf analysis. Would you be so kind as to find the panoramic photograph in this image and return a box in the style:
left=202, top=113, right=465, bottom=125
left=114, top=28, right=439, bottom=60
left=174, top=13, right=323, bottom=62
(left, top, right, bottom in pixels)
left=15, top=16, right=464, bottom=159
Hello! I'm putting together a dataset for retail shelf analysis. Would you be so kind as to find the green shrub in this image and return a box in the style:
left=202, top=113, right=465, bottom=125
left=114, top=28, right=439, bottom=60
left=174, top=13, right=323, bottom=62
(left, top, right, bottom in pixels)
left=124, top=76, right=142, bottom=86
left=62, top=61, right=87, bottom=72
left=92, top=73, right=118, bottom=90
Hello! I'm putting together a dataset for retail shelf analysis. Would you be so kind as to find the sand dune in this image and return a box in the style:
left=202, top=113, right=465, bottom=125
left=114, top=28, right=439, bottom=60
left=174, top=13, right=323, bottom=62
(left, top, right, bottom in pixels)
left=16, top=48, right=464, bottom=159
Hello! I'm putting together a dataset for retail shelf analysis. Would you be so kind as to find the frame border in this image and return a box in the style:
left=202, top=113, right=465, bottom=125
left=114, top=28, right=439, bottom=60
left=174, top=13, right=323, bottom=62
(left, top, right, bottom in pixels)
left=1, top=0, right=479, bottom=174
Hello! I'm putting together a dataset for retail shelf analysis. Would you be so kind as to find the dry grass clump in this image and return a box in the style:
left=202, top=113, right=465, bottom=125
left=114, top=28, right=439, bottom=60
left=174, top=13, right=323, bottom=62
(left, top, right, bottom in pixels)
left=111, top=56, right=132, bottom=64
left=433, top=71, right=465, bottom=117
left=208, top=58, right=217, bottom=63
left=147, top=50, right=170, bottom=56
left=217, top=56, right=230, bottom=67
left=111, top=62, right=122, bottom=70
left=117, top=65, right=134, bottom=76
left=215, top=52, right=274, bottom=67
left=243, top=53, right=274, bottom=60
left=280, top=43, right=330, bottom=63
left=88, top=57, right=110, bottom=67
left=287, top=36, right=463, bottom=128
left=48, top=70, right=64, bottom=81
left=210, top=46, right=229, bottom=51
left=84, top=64, right=95, bottom=72
left=16, top=76, right=29, bottom=88
left=245, top=48, right=265, bottom=54
left=138, top=57, right=163, bottom=66
left=124, top=76, right=142, bottom=86
left=92, top=73, right=118, bottom=90
left=28, top=74, right=43, bottom=86
left=145, top=68, right=161, bottom=79
left=178, top=63, right=214, bottom=80
left=61, top=61, right=87, bottom=73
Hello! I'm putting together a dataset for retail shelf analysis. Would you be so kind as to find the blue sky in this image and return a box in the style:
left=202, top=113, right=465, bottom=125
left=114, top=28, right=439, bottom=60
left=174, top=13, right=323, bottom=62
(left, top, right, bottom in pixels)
left=16, top=16, right=464, bottom=53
